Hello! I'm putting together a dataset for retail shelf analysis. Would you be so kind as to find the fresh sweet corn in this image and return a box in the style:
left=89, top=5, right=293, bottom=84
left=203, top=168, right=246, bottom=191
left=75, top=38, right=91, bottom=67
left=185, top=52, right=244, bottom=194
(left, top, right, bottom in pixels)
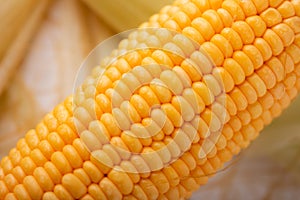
left=1, top=0, right=300, bottom=199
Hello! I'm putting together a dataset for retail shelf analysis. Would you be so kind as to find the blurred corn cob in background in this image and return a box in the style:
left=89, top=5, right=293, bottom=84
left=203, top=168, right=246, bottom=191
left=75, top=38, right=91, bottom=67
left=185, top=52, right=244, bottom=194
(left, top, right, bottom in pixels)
left=0, top=0, right=51, bottom=94
left=0, top=0, right=298, bottom=199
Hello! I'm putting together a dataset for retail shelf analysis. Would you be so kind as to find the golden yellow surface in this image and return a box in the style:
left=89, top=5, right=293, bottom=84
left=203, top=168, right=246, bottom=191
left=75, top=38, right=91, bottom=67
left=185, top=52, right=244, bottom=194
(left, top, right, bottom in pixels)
left=0, top=0, right=299, bottom=199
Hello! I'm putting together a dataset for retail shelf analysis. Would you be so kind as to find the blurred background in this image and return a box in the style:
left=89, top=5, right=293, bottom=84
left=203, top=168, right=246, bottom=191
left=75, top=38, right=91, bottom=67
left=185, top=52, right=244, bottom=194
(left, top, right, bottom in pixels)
left=0, top=0, right=299, bottom=199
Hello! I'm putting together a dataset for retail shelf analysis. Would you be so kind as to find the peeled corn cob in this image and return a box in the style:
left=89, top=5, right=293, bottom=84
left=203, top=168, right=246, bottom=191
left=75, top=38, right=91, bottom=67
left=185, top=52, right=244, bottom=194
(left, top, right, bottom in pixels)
left=1, top=0, right=300, bottom=199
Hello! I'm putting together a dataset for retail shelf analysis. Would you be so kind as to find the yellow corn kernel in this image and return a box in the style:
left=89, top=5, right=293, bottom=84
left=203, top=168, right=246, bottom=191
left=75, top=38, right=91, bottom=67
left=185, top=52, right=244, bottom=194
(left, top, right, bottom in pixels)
left=272, top=24, right=295, bottom=47
left=88, top=184, right=107, bottom=200
left=263, top=29, right=284, bottom=56
left=221, top=28, right=243, bottom=50
left=254, top=38, right=272, bottom=61
left=260, top=8, right=282, bottom=27
left=190, top=50, right=213, bottom=74
left=232, top=21, right=255, bottom=44
left=211, top=34, right=233, bottom=58
left=3, top=174, right=18, bottom=192
left=14, top=184, right=31, bottom=200
left=278, top=1, right=296, bottom=18
left=222, top=0, right=245, bottom=20
left=23, top=175, right=43, bottom=199
left=201, top=42, right=224, bottom=66
left=217, top=8, right=233, bottom=27
left=223, top=58, right=246, bottom=84
left=202, top=10, right=224, bottom=33
left=256, top=65, right=277, bottom=89
left=142, top=147, right=164, bottom=171
left=239, top=81, right=258, bottom=104
left=53, top=184, right=73, bottom=200
left=191, top=17, right=215, bottom=40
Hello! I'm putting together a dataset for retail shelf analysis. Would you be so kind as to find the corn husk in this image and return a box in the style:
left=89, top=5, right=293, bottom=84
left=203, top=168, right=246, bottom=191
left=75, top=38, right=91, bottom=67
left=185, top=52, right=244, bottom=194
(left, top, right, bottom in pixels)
left=81, top=0, right=173, bottom=31
left=0, top=0, right=51, bottom=94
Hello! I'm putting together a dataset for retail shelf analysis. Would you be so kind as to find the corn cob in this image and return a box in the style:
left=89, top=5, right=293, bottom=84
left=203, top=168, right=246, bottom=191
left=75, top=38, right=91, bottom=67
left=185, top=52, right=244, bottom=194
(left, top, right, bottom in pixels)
left=1, top=0, right=300, bottom=199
